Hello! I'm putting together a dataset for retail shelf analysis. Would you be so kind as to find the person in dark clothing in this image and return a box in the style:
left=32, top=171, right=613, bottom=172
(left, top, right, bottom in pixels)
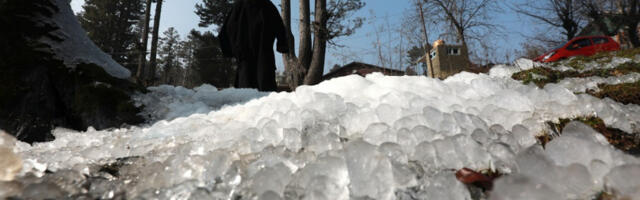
left=218, top=0, right=289, bottom=92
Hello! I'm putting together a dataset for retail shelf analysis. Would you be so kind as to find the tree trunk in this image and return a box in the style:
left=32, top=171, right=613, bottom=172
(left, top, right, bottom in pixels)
left=624, top=0, right=640, bottom=48
left=280, top=0, right=312, bottom=90
left=416, top=0, right=434, bottom=77
left=280, top=0, right=300, bottom=90
left=136, top=0, right=152, bottom=81
left=303, top=0, right=327, bottom=85
left=299, top=0, right=312, bottom=69
left=280, top=0, right=292, bottom=59
left=625, top=23, right=640, bottom=48
left=148, top=0, right=163, bottom=86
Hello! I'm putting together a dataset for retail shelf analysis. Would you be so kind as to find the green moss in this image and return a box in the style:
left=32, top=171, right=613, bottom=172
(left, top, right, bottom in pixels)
left=589, top=80, right=640, bottom=105
left=513, top=62, right=640, bottom=88
left=613, top=48, right=640, bottom=59
left=511, top=67, right=555, bottom=88
left=561, top=48, right=640, bottom=69
left=563, top=51, right=617, bottom=70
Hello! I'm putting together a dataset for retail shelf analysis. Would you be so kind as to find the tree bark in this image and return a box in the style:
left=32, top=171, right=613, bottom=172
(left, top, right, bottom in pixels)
left=624, top=0, right=640, bottom=47
left=299, top=0, right=312, bottom=69
left=280, top=0, right=304, bottom=89
left=136, top=0, right=152, bottom=81
left=516, top=0, right=582, bottom=42
left=303, top=0, right=327, bottom=85
left=559, top=0, right=579, bottom=41
left=148, top=0, right=163, bottom=86
left=417, top=0, right=434, bottom=77
left=280, top=0, right=292, bottom=58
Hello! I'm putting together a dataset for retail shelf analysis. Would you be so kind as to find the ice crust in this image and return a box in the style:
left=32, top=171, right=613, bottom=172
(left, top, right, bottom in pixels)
left=13, top=58, right=640, bottom=199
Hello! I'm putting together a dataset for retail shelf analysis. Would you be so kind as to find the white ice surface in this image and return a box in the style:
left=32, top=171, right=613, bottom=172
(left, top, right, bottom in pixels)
left=15, top=58, right=640, bottom=199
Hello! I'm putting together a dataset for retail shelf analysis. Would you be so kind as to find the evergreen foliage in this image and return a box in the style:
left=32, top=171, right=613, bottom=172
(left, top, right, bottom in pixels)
left=77, top=0, right=145, bottom=71
left=195, top=0, right=233, bottom=28
left=189, top=30, right=235, bottom=88
left=158, top=27, right=182, bottom=85
left=152, top=29, right=234, bottom=88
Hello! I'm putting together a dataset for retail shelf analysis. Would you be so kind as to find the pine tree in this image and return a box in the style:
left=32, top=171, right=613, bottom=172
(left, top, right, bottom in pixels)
left=175, top=33, right=196, bottom=87
left=148, top=0, right=163, bottom=85
left=188, top=30, right=234, bottom=88
left=137, top=0, right=153, bottom=81
left=195, top=0, right=233, bottom=28
left=77, top=0, right=144, bottom=71
left=158, top=27, right=181, bottom=85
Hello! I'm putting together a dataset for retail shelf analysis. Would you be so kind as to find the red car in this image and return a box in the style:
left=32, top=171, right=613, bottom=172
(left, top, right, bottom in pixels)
left=534, top=36, right=620, bottom=63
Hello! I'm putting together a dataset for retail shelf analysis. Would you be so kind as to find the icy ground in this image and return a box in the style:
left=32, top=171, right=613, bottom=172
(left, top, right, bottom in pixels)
left=3, top=58, right=640, bottom=199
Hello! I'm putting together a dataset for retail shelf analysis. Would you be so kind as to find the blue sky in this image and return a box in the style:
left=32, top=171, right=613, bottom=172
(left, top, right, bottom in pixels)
left=70, top=0, right=543, bottom=74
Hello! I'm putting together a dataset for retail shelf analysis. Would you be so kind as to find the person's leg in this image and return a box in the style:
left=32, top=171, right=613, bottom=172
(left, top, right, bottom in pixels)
left=257, top=66, right=277, bottom=92
left=235, top=60, right=258, bottom=89
left=235, top=60, right=255, bottom=88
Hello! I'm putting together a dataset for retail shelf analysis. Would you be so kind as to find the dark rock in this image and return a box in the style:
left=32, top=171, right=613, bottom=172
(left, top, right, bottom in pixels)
left=0, top=0, right=144, bottom=143
left=21, top=182, right=68, bottom=200
left=0, top=181, right=23, bottom=199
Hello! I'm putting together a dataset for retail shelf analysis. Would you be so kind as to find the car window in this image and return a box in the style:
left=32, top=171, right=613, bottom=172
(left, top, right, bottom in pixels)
left=593, top=37, right=609, bottom=45
left=567, top=39, right=592, bottom=50
left=553, top=44, right=565, bottom=50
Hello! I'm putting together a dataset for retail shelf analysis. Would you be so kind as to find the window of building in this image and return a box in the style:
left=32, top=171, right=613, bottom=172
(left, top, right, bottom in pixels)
left=447, top=48, right=460, bottom=55
left=430, top=51, right=436, bottom=58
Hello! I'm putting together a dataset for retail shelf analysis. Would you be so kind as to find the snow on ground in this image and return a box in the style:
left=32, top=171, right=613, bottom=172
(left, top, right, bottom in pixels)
left=7, top=58, right=640, bottom=199
left=557, top=72, right=640, bottom=93
left=576, top=57, right=634, bottom=72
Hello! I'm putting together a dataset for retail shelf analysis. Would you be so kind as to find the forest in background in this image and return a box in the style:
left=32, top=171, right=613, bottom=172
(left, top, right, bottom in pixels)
left=76, top=0, right=640, bottom=89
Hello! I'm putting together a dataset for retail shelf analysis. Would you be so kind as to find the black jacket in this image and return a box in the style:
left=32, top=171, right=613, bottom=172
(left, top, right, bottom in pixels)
left=218, top=0, right=289, bottom=91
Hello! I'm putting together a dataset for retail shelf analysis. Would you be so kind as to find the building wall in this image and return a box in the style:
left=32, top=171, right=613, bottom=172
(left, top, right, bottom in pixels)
left=430, top=45, right=470, bottom=79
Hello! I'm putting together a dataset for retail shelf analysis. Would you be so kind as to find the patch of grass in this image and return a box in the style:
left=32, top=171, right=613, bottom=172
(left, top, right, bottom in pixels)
left=512, top=62, right=640, bottom=88
left=562, top=48, right=640, bottom=69
left=565, top=53, right=610, bottom=70
left=589, top=80, right=640, bottom=105
left=538, top=116, right=640, bottom=155
left=613, top=48, right=640, bottom=59
left=511, top=67, right=557, bottom=88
